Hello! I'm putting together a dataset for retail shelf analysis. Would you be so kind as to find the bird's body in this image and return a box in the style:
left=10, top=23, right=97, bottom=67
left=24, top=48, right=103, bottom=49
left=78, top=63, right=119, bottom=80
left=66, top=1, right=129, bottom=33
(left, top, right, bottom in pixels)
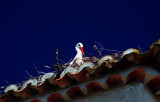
left=69, top=42, right=84, bottom=67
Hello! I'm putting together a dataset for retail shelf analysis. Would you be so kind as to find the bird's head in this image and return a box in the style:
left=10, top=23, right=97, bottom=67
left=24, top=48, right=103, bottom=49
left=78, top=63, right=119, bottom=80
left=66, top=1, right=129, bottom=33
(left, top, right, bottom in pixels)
left=76, top=42, right=85, bottom=55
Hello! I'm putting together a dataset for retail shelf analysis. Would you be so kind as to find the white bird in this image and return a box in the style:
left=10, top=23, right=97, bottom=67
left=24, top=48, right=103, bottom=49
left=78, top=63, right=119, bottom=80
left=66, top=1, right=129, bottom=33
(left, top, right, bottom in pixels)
left=69, top=42, right=85, bottom=67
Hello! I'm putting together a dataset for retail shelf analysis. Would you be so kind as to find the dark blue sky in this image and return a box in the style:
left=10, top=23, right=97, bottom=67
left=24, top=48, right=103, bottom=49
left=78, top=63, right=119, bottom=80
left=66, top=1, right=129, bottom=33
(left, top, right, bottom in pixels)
left=0, top=0, right=160, bottom=89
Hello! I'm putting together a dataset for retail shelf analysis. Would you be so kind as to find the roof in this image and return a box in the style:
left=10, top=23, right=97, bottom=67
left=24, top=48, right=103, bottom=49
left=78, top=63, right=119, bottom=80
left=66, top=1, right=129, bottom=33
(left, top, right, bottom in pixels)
left=0, top=39, right=160, bottom=102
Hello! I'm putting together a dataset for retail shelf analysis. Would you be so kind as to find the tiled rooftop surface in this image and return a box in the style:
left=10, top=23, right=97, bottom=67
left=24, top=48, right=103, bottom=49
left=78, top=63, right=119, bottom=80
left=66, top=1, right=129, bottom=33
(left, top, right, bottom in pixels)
left=0, top=39, right=160, bottom=102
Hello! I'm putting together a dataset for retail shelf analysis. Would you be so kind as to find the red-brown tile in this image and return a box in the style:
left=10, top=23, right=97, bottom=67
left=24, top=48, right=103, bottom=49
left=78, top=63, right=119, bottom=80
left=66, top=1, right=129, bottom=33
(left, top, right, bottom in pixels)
left=86, top=81, right=103, bottom=94
left=127, top=67, right=146, bottom=83
left=134, top=53, right=141, bottom=64
left=56, top=74, right=77, bottom=88
left=111, top=58, right=130, bottom=71
left=140, top=48, right=153, bottom=65
left=17, top=85, right=39, bottom=100
left=47, top=92, right=65, bottom=102
left=30, top=99, right=41, bottom=102
left=0, top=91, right=20, bottom=102
left=148, top=75, right=160, bottom=93
left=106, top=75, right=124, bottom=88
left=94, top=62, right=110, bottom=76
left=66, top=86, right=84, bottom=99
left=35, top=79, right=57, bottom=93
left=71, top=69, right=89, bottom=83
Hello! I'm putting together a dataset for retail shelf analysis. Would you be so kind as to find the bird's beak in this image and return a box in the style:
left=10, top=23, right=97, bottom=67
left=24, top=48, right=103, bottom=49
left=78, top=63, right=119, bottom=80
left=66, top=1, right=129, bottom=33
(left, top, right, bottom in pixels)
left=80, top=47, right=85, bottom=55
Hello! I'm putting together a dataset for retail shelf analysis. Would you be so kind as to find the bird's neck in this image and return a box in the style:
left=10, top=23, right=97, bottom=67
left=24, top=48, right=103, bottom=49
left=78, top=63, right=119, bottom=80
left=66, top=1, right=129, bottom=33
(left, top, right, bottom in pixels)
left=75, top=47, right=83, bottom=57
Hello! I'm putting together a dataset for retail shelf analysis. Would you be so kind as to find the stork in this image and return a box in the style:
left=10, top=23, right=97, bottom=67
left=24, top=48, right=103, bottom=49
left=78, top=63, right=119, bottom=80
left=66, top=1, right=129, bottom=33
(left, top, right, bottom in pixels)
left=60, top=42, right=84, bottom=77
left=69, top=42, right=85, bottom=67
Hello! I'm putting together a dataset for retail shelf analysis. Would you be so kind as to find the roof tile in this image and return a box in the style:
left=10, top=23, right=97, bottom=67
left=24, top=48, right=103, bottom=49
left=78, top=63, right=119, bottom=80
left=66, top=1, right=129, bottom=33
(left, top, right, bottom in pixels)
left=127, top=67, right=146, bottom=83
left=86, top=81, right=103, bottom=94
left=47, top=92, right=65, bottom=102
left=17, top=85, right=39, bottom=100
left=55, top=74, right=77, bottom=88
left=148, top=75, right=160, bottom=93
left=0, top=91, right=19, bottom=102
left=70, top=68, right=89, bottom=83
left=94, top=62, right=110, bottom=76
left=30, top=99, right=41, bottom=102
left=35, top=79, right=57, bottom=93
left=106, top=74, right=124, bottom=88
left=66, top=86, right=84, bottom=99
